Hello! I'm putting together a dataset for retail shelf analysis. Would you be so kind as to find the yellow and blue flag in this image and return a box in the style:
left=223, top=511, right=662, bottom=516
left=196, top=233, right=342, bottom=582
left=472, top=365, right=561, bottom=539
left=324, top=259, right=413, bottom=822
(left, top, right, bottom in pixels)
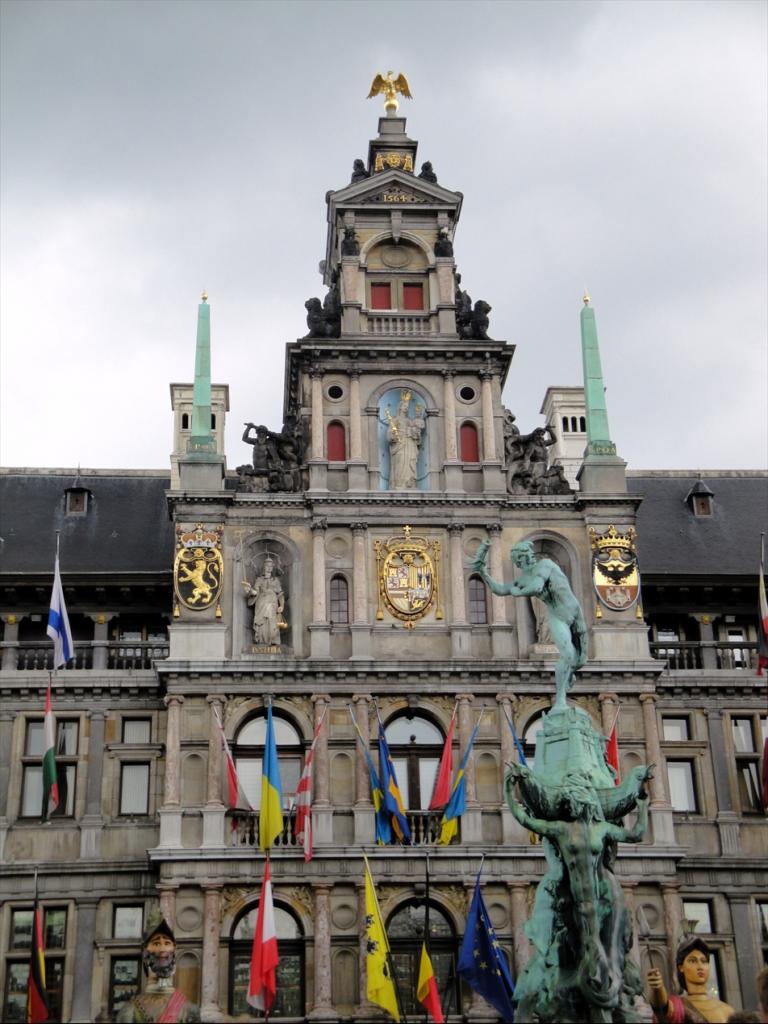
left=378, top=723, right=411, bottom=844
left=348, top=706, right=391, bottom=843
left=458, top=867, right=515, bottom=1020
left=259, top=705, right=284, bottom=851
left=437, top=718, right=481, bottom=845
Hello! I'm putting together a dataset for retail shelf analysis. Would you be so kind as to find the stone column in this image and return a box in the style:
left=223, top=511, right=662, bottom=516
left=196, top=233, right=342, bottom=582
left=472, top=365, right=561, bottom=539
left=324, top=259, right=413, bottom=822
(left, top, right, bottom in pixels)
left=349, top=371, right=363, bottom=461
left=310, top=694, right=332, bottom=847
left=497, top=696, right=526, bottom=844
left=202, top=695, right=226, bottom=849
left=200, top=884, right=222, bottom=1018
left=310, top=519, right=330, bottom=658
left=443, top=371, right=457, bottom=460
left=488, top=525, right=514, bottom=659
left=157, top=885, right=177, bottom=933
left=70, top=898, right=98, bottom=1024
left=598, top=692, right=619, bottom=735
left=88, top=612, right=114, bottom=671
left=691, top=614, right=718, bottom=670
left=639, top=693, right=675, bottom=844
left=0, top=712, right=11, bottom=859
left=351, top=523, right=372, bottom=660
left=311, top=369, right=324, bottom=460
left=457, top=694, right=481, bottom=841
left=352, top=694, right=374, bottom=844
left=1, top=614, right=22, bottom=670
left=509, top=882, right=531, bottom=975
left=621, top=885, right=641, bottom=964
left=310, top=883, right=334, bottom=1018
left=730, top=896, right=760, bottom=1011
left=159, top=695, right=184, bottom=848
left=449, top=524, right=471, bottom=658
left=80, top=711, right=106, bottom=857
left=480, top=371, right=497, bottom=461
left=706, top=708, right=741, bottom=854
left=661, top=883, right=683, bottom=979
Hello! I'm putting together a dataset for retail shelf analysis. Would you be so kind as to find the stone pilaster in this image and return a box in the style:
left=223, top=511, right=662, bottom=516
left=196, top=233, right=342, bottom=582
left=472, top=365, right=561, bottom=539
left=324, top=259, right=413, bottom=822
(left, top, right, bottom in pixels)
left=310, top=519, right=330, bottom=659
left=442, top=371, right=462, bottom=490
left=509, top=881, right=532, bottom=975
left=661, top=882, right=683, bottom=979
left=706, top=708, right=741, bottom=854
left=0, top=711, right=12, bottom=859
left=1, top=614, right=23, bottom=670
left=310, top=694, right=333, bottom=847
left=497, top=695, right=527, bottom=844
left=348, top=371, right=367, bottom=489
left=70, top=898, right=98, bottom=1024
left=480, top=370, right=504, bottom=490
left=157, top=885, right=178, bottom=933
left=159, top=695, right=184, bottom=849
left=621, top=884, right=641, bottom=965
left=458, top=694, right=481, bottom=841
left=310, top=883, right=334, bottom=1019
left=691, top=614, right=719, bottom=670
left=80, top=710, right=106, bottom=857
left=87, top=612, right=115, bottom=671
left=310, top=368, right=327, bottom=489
left=488, top=524, right=514, bottom=659
left=350, top=523, right=372, bottom=660
left=730, top=896, right=760, bottom=1011
left=352, top=695, right=375, bottom=844
left=598, top=692, right=619, bottom=736
left=202, top=695, right=226, bottom=849
left=449, top=524, right=471, bottom=658
left=639, top=693, right=675, bottom=845
left=200, top=884, right=223, bottom=1019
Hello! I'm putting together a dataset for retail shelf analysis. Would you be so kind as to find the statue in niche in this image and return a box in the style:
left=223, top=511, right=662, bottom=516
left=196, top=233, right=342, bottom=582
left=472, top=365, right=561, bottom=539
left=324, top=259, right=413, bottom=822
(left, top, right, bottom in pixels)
left=434, top=227, right=454, bottom=257
left=341, top=226, right=360, bottom=255
left=646, top=936, right=734, bottom=1024
left=418, top=160, right=438, bottom=183
left=385, top=390, right=426, bottom=490
left=115, top=912, right=200, bottom=1022
left=243, top=556, right=286, bottom=647
left=350, top=158, right=369, bottom=183
left=531, top=595, right=554, bottom=646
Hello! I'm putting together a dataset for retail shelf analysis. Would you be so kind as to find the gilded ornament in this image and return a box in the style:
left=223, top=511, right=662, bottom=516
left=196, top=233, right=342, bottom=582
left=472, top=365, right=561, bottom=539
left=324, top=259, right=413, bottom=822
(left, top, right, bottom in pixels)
left=367, top=70, right=413, bottom=113
left=588, top=525, right=641, bottom=612
left=374, top=525, right=442, bottom=628
left=173, top=524, right=224, bottom=611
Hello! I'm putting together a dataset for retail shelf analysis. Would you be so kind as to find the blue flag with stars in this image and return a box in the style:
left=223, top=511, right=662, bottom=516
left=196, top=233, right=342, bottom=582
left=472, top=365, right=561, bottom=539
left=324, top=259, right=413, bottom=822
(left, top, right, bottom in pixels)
left=458, top=869, right=515, bottom=1020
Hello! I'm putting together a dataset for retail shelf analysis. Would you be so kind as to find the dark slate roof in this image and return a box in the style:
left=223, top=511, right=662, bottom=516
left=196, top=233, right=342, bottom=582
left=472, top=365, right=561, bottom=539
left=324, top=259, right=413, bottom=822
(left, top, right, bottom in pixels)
left=627, top=472, right=768, bottom=576
left=0, top=471, right=174, bottom=574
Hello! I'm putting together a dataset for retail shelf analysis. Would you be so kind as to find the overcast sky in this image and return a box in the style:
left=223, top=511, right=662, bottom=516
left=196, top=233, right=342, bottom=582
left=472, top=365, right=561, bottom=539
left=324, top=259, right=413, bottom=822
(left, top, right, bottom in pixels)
left=1, top=0, right=766, bottom=472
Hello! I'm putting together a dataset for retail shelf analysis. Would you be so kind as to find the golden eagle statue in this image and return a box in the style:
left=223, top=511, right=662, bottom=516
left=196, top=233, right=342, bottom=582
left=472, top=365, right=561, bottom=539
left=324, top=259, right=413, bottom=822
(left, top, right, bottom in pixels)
left=367, top=71, right=412, bottom=113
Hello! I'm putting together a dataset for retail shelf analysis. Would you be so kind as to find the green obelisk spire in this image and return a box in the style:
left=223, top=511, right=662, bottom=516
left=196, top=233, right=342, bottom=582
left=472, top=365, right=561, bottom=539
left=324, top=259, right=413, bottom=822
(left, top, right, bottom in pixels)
left=580, top=292, right=616, bottom=457
left=186, top=291, right=217, bottom=460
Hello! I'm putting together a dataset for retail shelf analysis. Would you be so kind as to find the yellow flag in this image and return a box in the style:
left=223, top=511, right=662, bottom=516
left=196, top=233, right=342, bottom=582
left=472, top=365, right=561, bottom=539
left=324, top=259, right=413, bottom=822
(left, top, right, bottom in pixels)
left=363, top=856, right=400, bottom=1022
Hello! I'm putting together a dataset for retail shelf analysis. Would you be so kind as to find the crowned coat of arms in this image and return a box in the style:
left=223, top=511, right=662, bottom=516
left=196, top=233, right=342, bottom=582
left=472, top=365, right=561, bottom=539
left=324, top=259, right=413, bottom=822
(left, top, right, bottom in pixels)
left=374, top=525, right=442, bottom=628
left=588, top=524, right=640, bottom=613
left=173, top=523, right=224, bottom=613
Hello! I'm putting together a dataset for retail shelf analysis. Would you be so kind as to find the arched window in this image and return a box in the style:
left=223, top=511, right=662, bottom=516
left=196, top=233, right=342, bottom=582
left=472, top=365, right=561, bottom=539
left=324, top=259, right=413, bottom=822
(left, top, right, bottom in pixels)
left=327, top=421, right=346, bottom=461
left=562, top=416, right=569, bottom=433
left=388, top=901, right=461, bottom=1017
left=579, top=416, right=586, bottom=432
left=467, top=575, right=488, bottom=624
left=384, top=714, right=444, bottom=811
left=229, top=903, right=304, bottom=1018
left=522, top=714, right=544, bottom=769
left=211, top=413, right=216, bottom=430
left=329, top=574, right=349, bottom=624
left=459, top=422, right=480, bottom=463
left=181, top=413, right=189, bottom=430
left=570, top=416, right=577, bottom=432
left=234, top=714, right=303, bottom=810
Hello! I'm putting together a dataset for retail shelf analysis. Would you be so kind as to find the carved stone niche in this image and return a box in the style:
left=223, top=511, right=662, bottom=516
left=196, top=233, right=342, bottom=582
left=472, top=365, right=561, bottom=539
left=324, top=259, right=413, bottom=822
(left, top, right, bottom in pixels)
left=237, top=537, right=302, bottom=657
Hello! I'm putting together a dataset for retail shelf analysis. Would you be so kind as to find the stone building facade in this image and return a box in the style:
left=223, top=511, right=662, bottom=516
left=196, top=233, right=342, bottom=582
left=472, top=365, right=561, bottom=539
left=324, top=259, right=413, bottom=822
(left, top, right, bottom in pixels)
left=0, top=109, right=766, bottom=1023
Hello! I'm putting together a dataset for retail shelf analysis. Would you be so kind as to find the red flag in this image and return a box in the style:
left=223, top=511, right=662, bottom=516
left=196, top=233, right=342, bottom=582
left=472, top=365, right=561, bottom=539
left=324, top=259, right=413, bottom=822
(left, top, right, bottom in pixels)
left=429, top=703, right=457, bottom=810
left=212, top=704, right=251, bottom=814
left=247, top=859, right=278, bottom=1013
left=417, top=943, right=444, bottom=1022
left=293, top=709, right=326, bottom=862
left=606, top=708, right=621, bottom=786
left=757, top=544, right=768, bottom=675
left=27, top=899, right=50, bottom=1024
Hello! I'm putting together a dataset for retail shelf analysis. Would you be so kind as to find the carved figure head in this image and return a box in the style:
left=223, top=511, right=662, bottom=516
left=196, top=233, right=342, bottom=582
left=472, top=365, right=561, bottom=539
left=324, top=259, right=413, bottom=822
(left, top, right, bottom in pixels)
left=510, top=541, right=536, bottom=569
left=263, top=557, right=274, bottom=577
left=675, top=936, right=711, bottom=993
left=141, top=913, right=176, bottom=979
left=353, top=159, right=365, bottom=173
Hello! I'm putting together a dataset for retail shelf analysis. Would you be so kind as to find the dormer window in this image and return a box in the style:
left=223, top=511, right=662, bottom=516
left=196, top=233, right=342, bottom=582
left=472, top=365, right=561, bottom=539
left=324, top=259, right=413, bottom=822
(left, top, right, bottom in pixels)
left=402, top=283, right=424, bottom=310
left=65, top=487, right=89, bottom=515
left=371, top=283, right=392, bottom=310
left=181, top=413, right=190, bottom=430
left=686, top=479, right=714, bottom=517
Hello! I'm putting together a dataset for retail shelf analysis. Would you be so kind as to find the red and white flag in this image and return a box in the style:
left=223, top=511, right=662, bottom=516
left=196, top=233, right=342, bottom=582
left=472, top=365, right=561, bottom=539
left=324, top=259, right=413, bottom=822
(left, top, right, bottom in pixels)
left=606, top=707, right=621, bottom=786
left=429, top=701, right=457, bottom=810
left=757, top=539, right=768, bottom=675
left=247, top=859, right=278, bottom=1013
left=212, top=704, right=251, bottom=812
left=293, top=708, right=327, bottom=861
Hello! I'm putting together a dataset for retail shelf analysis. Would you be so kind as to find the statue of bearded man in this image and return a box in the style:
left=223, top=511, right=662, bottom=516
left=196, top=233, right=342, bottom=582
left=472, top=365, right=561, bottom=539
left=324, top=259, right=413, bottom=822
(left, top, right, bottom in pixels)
left=115, top=913, right=200, bottom=1023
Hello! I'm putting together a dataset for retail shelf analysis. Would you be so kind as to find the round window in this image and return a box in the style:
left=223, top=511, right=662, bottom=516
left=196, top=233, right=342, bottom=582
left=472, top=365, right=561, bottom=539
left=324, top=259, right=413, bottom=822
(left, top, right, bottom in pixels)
left=327, top=384, right=344, bottom=400
left=458, top=385, right=476, bottom=402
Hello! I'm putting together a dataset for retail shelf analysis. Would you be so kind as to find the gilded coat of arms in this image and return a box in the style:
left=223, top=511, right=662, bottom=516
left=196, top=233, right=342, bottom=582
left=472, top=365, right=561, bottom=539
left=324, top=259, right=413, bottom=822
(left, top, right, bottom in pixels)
left=173, top=523, right=224, bottom=612
left=374, top=525, right=442, bottom=628
left=588, top=525, right=640, bottom=613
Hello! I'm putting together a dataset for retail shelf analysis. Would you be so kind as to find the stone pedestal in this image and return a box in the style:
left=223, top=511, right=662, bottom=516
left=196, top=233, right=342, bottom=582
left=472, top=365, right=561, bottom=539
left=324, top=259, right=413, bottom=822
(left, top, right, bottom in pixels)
left=201, top=806, right=226, bottom=848
left=169, top=623, right=227, bottom=660
left=347, top=462, right=368, bottom=490
left=158, top=808, right=183, bottom=849
left=535, top=705, right=615, bottom=790
left=451, top=624, right=472, bottom=658
left=309, top=624, right=331, bottom=659
left=353, top=805, right=375, bottom=845
left=577, top=454, right=628, bottom=494
left=350, top=624, right=373, bottom=660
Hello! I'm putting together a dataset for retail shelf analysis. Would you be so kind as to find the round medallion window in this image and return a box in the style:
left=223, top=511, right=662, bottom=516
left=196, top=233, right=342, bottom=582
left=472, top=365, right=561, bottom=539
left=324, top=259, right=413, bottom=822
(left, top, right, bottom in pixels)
left=458, top=385, right=476, bottom=402
left=327, top=384, right=344, bottom=400
left=381, top=245, right=412, bottom=269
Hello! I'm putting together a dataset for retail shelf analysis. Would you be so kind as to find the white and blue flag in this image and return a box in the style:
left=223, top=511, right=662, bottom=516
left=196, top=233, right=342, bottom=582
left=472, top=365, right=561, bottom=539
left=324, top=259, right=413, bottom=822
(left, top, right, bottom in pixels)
left=47, top=548, right=73, bottom=669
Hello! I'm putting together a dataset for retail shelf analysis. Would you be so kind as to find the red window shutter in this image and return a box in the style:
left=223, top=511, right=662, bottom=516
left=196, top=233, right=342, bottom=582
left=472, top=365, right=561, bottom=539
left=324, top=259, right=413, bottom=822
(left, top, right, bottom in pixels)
left=460, top=422, right=480, bottom=462
left=402, top=283, right=424, bottom=310
left=327, top=421, right=346, bottom=461
left=370, top=283, right=391, bottom=310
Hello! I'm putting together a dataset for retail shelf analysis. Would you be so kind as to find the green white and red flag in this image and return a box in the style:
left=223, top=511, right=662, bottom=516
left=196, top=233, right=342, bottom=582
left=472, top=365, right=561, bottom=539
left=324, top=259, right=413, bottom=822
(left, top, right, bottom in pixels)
left=757, top=537, right=768, bottom=676
left=42, top=684, right=59, bottom=818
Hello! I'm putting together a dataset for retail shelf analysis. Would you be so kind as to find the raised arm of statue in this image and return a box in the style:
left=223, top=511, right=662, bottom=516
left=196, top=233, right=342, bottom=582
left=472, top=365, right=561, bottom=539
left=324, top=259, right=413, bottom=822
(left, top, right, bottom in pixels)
left=469, top=540, right=514, bottom=597
left=504, top=774, right=559, bottom=840
left=242, top=423, right=256, bottom=444
left=606, top=794, right=649, bottom=844
left=508, top=570, right=546, bottom=599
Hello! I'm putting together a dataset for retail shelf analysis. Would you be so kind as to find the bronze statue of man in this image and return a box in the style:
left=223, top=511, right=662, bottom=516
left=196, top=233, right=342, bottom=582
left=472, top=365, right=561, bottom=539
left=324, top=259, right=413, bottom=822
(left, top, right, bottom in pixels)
left=115, top=912, right=200, bottom=1022
left=471, top=539, right=587, bottom=709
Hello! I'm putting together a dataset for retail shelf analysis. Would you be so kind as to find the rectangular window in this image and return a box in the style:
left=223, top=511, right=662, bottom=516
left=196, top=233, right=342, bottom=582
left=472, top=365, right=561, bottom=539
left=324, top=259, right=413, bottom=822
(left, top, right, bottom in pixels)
left=235, top=756, right=301, bottom=810
left=370, top=283, right=392, bottom=310
left=22, top=719, right=78, bottom=819
left=109, top=956, right=141, bottom=1020
left=392, top=757, right=409, bottom=809
left=758, top=902, right=768, bottom=958
left=119, top=764, right=150, bottom=815
left=122, top=719, right=151, bottom=744
left=683, top=900, right=713, bottom=933
left=662, top=717, right=689, bottom=742
left=9, top=910, right=33, bottom=950
left=667, top=760, right=698, bottom=811
left=737, top=762, right=762, bottom=812
left=113, top=905, right=144, bottom=939
left=3, top=957, right=64, bottom=1024
left=732, top=717, right=755, bottom=752
left=402, top=283, right=424, bottom=310
left=44, top=908, right=67, bottom=949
